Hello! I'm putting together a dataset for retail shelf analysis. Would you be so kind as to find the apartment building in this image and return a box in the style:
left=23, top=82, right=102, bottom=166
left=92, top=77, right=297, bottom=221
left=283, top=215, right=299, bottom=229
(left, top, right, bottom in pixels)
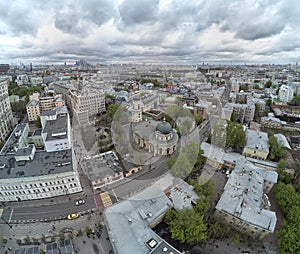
left=243, top=129, right=269, bottom=160
left=0, top=78, right=14, bottom=142
left=278, top=85, right=294, bottom=103
left=0, top=107, right=82, bottom=202
left=215, top=160, right=277, bottom=239
left=26, top=92, right=65, bottom=122
left=222, top=102, right=255, bottom=123
left=69, top=88, right=105, bottom=125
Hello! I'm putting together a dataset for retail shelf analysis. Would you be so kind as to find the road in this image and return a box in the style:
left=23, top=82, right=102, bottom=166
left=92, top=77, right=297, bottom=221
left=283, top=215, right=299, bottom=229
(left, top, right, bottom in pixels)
left=1, top=196, right=96, bottom=222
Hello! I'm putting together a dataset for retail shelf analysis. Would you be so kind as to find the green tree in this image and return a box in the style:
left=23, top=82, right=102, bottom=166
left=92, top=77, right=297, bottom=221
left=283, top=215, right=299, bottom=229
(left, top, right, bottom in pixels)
left=266, top=98, right=272, bottom=107
left=193, top=113, right=202, bottom=125
left=226, top=121, right=246, bottom=152
left=268, top=136, right=287, bottom=162
left=290, top=96, right=300, bottom=106
left=265, top=80, right=272, bottom=88
left=35, top=116, right=42, bottom=128
left=230, top=111, right=239, bottom=123
left=108, top=104, right=120, bottom=119
left=239, top=84, right=249, bottom=91
left=165, top=208, right=207, bottom=244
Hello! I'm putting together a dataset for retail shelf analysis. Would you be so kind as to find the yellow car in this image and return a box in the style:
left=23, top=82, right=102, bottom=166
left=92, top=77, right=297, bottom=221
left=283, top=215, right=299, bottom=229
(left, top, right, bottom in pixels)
left=67, top=213, right=79, bottom=220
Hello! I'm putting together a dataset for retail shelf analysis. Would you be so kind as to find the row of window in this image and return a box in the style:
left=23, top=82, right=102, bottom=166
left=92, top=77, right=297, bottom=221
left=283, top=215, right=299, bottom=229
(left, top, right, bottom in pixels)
left=0, top=183, right=78, bottom=196
left=0, top=178, right=76, bottom=191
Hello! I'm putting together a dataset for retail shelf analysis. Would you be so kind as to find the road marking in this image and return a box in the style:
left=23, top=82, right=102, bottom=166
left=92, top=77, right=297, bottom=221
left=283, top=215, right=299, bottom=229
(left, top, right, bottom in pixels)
left=8, top=208, right=14, bottom=223
left=0, top=208, right=3, bottom=217
left=112, top=189, right=119, bottom=202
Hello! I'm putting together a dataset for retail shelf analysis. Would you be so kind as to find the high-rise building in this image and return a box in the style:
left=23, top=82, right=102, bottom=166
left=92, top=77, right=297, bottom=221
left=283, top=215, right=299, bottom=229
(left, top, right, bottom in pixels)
left=278, top=85, right=294, bottom=103
left=0, top=78, right=14, bottom=142
left=70, top=88, right=105, bottom=125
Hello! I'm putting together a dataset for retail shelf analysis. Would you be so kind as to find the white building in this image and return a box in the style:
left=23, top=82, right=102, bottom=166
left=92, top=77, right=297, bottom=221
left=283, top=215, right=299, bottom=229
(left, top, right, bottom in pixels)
left=278, top=85, right=294, bottom=103
left=0, top=108, right=82, bottom=202
left=0, top=79, right=14, bottom=142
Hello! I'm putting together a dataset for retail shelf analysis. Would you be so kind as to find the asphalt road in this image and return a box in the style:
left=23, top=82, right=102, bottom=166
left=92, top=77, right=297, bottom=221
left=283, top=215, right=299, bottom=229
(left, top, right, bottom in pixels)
left=1, top=196, right=96, bottom=222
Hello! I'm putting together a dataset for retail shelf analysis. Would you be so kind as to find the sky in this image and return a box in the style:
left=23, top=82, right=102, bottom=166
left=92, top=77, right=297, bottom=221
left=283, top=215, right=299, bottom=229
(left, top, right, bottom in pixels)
left=1, top=0, right=300, bottom=65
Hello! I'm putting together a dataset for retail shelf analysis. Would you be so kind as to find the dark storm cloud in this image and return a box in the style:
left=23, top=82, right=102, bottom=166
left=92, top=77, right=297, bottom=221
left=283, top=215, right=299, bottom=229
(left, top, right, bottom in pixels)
left=118, top=0, right=159, bottom=27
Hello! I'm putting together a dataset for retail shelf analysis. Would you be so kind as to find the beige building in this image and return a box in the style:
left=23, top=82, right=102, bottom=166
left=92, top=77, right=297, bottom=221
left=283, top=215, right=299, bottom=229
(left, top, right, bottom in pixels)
left=70, top=88, right=105, bottom=125
left=243, top=129, right=269, bottom=160
left=26, top=92, right=65, bottom=122
left=0, top=78, right=14, bottom=142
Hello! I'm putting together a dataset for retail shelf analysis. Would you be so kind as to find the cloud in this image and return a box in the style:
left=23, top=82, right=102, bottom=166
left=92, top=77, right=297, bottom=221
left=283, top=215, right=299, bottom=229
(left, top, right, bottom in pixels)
left=117, top=0, right=159, bottom=29
left=1, top=0, right=300, bottom=64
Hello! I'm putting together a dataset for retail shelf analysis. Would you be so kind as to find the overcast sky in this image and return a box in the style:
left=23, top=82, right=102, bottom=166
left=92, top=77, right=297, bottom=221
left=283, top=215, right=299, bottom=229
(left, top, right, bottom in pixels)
left=1, top=0, right=300, bottom=65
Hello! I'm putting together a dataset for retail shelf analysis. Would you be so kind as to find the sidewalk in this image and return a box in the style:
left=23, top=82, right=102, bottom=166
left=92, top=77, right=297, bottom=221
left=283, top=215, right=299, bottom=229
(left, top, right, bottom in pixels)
left=0, top=211, right=114, bottom=253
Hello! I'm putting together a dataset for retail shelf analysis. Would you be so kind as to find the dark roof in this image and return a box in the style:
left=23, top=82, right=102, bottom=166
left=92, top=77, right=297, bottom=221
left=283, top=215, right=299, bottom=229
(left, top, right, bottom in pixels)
left=156, top=121, right=172, bottom=135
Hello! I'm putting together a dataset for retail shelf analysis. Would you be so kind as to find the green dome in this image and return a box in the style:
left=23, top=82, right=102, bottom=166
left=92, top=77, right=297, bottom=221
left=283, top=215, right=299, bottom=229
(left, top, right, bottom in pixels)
left=156, top=121, right=172, bottom=134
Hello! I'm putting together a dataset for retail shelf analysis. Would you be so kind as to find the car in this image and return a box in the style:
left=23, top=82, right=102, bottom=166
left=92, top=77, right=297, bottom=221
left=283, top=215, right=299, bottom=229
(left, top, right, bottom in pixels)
left=67, top=213, right=79, bottom=220
left=75, top=199, right=85, bottom=206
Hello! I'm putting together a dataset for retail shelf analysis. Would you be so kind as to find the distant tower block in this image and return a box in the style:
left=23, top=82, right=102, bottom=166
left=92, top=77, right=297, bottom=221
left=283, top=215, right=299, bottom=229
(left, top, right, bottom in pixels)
left=132, top=91, right=142, bottom=123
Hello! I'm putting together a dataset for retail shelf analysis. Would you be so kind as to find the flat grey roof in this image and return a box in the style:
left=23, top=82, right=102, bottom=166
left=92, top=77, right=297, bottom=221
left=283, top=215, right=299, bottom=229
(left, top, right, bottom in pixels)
left=0, top=123, right=28, bottom=155
left=43, top=113, right=68, bottom=141
left=245, top=129, right=269, bottom=153
left=0, top=149, right=74, bottom=179
left=15, top=144, right=34, bottom=156
left=84, top=152, right=123, bottom=182
left=27, top=99, right=39, bottom=106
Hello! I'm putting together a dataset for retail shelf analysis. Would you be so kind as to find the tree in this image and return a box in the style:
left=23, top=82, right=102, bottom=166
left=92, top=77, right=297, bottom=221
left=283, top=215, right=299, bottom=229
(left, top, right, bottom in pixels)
left=239, top=84, right=249, bottom=91
left=193, top=113, right=202, bottom=125
left=290, top=96, right=300, bottom=106
left=35, top=116, right=42, bottom=128
left=108, top=104, right=120, bottom=119
left=266, top=98, right=272, bottom=107
left=268, top=136, right=287, bottom=162
left=165, top=208, right=207, bottom=244
left=265, top=80, right=272, bottom=88
left=226, top=121, right=246, bottom=152
left=230, top=111, right=239, bottom=123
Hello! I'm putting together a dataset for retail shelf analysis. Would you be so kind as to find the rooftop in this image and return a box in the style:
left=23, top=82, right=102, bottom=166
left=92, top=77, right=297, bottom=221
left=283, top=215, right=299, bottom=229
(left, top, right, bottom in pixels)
left=43, top=113, right=68, bottom=141
left=216, top=160, right=277, bottom=233
left=105, top=173, right=197, bottom=254
left=0, top=149, right=73, bottom=179
left=84, top=151, right=123, bottom=182
left=245, top=129, right=269, bottom=153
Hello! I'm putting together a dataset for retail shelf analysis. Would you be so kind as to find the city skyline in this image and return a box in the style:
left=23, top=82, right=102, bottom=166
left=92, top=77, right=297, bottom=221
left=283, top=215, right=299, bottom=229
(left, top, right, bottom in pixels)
left=1, top=0, right=300, bottom=65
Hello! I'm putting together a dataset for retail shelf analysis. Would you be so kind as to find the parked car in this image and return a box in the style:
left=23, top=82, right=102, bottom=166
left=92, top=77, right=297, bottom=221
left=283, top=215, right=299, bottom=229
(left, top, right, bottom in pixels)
left=67, top=213, right=79, bottom=220
left=75, top=199, right=85, bottom=206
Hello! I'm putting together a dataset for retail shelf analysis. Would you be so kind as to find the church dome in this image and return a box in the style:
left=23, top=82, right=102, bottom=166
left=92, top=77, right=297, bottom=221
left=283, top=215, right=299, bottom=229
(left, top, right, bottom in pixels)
left=156, top=120, right=172, bottom=134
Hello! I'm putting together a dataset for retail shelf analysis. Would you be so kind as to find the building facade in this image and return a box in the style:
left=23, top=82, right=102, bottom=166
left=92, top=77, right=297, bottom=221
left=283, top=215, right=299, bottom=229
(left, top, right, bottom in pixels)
left=0, top=79, right=14, bottom=142
left=69, top=88, right=106, bottom=125
left=0, top=108, right=81, bottom=202
left=278, top=85, right=294, bottom=103
left=242, top=130, right=269, bottom=160
left=133, top=120, right=178, bottom=156
left=215, top=160, right=277, bottom=239
left=26, top=92, right=65, bottom=122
